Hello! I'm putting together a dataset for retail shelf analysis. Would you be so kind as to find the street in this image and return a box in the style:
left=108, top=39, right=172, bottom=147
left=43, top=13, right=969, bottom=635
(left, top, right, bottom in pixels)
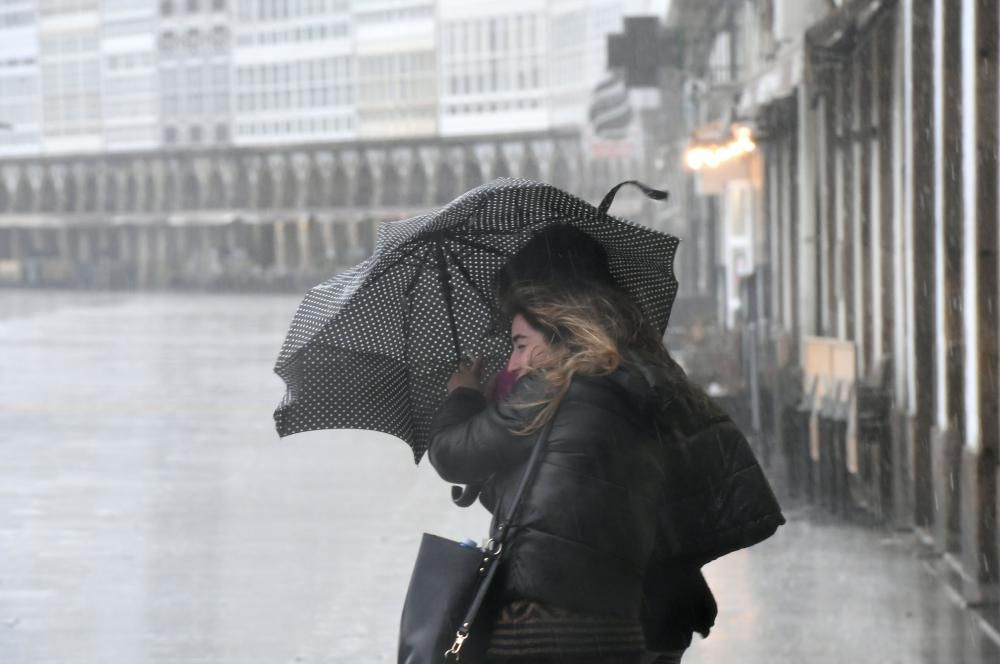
left=0, top=290, right=996, bottom=663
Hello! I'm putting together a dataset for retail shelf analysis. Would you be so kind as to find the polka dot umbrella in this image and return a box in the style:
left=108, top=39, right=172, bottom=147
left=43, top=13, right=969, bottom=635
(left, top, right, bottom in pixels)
left=273, top=178, right=680, bottom=462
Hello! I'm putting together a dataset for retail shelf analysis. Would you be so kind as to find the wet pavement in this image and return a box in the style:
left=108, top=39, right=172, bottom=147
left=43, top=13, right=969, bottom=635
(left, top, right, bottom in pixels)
left=686, top=507, right=1000, bottom=664
left=1, top=290, right=997, bottom=663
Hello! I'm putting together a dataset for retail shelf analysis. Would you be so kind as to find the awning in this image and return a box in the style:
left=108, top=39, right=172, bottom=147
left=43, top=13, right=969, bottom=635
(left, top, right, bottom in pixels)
left=806, top=0, right=896, bottom=55
left=737, top=45, right=803, bottom=117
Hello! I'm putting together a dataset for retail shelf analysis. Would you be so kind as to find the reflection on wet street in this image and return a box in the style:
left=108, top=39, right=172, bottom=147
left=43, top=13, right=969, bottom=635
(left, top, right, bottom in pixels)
left=1, top=291, right=996, bottom=663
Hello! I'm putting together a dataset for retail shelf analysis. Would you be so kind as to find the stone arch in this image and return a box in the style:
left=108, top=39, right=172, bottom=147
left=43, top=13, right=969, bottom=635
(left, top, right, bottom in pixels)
left=142, top=172, right=156, bottom=212
left=163, top=171, right=178, bottom=211
left=521, top=149, right=541, bottom=181
left=257, top=166, right=275, bottom=209
left=13, top=173, right=34, bottom=213
left=103, top=173, right=119, bottom=213
left=280, top=163, right=298, bottom=209
left=232, top=160, right=251, bottom=209
left=463, top=156, right=483, bottom=191
left=181, top=170, right=201, bottom=210
left=305, top=161, right=324, bottom=208
left=353, top=159, right=374, bottom=208
left=380, top=160, right=401, bottom=206
left=62, top=172, right=78, bottom=213
left=39, top=172, right=58, bottom=213
left=407, top=158, right=427, bottom=206
left=493, top=147, right=511, bottom=179
left=329, top=161, right=349, bottom=207
left=82, top=173, right=99, bottom=213
left=206, top=169, right=226, bottom=209
left=124, top=172, right=138, bottom=212
left=434, top=161, right=458, bottom=205
left=550, top=151, right=571, bottom=192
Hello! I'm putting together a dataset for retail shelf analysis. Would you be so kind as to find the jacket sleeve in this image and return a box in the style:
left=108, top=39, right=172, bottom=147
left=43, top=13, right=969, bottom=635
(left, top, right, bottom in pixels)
left=427, top=376, right=544, bottom=485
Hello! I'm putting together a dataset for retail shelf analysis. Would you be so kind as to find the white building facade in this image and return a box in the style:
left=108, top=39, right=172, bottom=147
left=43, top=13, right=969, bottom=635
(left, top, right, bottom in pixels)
left=354, top=0, right=436, bottom=139
left=437, top=0, right=631, bottom=138
left=158, top=0, right=233, bottom=148
left=38, top=0, right=104, bottom=154
left=0, top=0, right=43, bottom=156
left=102, top=0, right=159, bottom=150
left=231, top=0, right=354, bottom=146
left=0, top=0, right=650, bottom=155
left=437, top=0, right=549, bottom=136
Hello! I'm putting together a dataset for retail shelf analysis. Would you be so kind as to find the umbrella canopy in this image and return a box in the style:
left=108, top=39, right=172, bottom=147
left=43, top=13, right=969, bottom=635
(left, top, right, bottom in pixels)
left=273, top=178, right=679, bottom=461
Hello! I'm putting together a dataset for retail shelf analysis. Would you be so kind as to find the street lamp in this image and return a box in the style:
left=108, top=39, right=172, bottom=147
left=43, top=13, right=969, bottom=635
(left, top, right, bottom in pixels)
left=684, top=126, right=757, bottom=171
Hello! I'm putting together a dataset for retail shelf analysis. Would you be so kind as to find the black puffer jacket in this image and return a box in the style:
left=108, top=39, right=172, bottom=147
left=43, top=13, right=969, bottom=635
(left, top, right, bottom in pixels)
left=429, top=367, right=664, bottom=620
left=429, top=358, right=785, bottom=648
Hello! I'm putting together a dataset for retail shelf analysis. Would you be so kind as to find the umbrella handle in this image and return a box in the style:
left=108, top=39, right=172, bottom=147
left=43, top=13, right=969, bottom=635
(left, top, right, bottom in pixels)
left=451, top=483, right=482, bottom=507
left=597, top=180, right=669, bottom=217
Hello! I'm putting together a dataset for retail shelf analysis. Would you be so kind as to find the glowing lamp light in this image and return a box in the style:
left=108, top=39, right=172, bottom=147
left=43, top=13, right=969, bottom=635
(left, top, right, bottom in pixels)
left=684, top=127, right=757, bottom=171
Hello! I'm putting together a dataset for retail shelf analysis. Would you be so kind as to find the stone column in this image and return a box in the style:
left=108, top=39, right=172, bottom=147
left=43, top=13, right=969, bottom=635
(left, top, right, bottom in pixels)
left=266, top=154, right=287, bottom=212
left=888, top=0, right=914, bottom=531
left=288, top=215, right=306, bottom=274
left=346, top=215, right=362, bottom=260
left=367, top=149, right=387, bottom=208
left=135, top=225, right=152, bottom=289
left=387, top=147, right=414, bottom=209
left=339, top=149, right=360, bottom=210
left=244, top=156, right=262, bottom=210
left=273, top=220, right=287, bottom=274
left=472, top=142, right=498, bottom=183
left=320, top=215, right=336, bottom=266
left=529, top=138, right=554, bottom=186
left=290, top=153, right=310, bottom=210
left=911, top=0, right=937, bottom=531
left=500, top=141, right=526, bottom=180
left=959, top=0, right=1000, bottom=605
left=413, top=146, right=436, bottom=207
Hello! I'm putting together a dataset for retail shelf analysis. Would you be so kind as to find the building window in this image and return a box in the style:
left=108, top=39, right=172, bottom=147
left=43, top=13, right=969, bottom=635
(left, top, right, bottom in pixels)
left=161, top=32, right=176, bottom=53
left=189, top=125, right=202, bottom=142
left=164, top=126, right=177, bottom=143
left=214, top=123, right=228, bottom=142
left=187, top=0, right=199, bottom=12
left=212, top=0, right=225, bottom=10
left=212, top=27, right=228, bottom=51
left=161, top=0, right=174, bottom=15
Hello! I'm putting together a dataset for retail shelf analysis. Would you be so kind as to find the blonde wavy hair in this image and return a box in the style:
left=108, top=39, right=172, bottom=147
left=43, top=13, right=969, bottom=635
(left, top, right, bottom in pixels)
left=504, top=281, right=671, bottom=434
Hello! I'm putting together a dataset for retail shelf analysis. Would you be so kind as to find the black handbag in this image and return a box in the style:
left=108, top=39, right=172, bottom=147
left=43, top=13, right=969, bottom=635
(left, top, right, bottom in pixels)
left=398, top=416, right=554, bottom=664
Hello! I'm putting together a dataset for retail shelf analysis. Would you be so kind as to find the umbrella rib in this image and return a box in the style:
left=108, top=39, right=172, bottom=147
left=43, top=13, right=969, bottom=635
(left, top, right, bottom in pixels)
left=403, top=253, right=429, bottom=297
left=434, top=242, right=463, bottom=364
left=360, top=243, right=430, bottom=289
left=443, top=243, right=499, bottom=313
left=400, top=257, right=428, bottom=364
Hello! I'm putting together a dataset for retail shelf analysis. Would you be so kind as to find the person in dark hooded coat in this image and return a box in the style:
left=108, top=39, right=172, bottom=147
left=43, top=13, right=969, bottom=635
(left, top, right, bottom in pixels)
left=430, top=281, right=677, bottom=663
left=430, top=227, right=784, bottom=662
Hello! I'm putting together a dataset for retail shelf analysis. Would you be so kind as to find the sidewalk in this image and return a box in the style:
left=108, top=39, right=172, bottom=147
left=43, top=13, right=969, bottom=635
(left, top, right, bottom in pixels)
left=684, top=500, right=1000, bottom=664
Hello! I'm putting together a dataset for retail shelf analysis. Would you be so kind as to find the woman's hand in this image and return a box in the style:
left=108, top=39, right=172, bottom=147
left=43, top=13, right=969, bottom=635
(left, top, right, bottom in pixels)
left=447, top=357, right=482, bottom=392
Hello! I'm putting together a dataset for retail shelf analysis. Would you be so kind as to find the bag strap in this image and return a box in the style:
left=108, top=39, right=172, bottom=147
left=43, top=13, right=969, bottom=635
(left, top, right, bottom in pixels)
left=495, top=414, right=554, bottom=542
left=444, top=413, right=557, bottom=661
left=597, top=180, right=669, bottom=218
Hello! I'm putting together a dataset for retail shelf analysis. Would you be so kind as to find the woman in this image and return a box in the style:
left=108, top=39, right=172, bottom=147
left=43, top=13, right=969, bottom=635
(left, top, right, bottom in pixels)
left=427, top=282, right=686, bottom=663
